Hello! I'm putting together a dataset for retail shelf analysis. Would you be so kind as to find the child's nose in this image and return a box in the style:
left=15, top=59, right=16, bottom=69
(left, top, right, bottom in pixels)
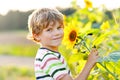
left=54, top=29, right=60, bottom=35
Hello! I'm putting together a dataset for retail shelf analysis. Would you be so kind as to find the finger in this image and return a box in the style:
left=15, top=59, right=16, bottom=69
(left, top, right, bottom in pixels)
left=91, top=48, right=97, bottom=52
left=91, top=49, right=98, bottom=55
left=96, top=52, right=99, bottom=56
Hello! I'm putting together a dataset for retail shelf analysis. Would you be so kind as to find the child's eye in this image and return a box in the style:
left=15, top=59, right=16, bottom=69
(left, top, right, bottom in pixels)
left=46, top=28, right=52, bottom=32
left=57, top=26, right=62, bottom=29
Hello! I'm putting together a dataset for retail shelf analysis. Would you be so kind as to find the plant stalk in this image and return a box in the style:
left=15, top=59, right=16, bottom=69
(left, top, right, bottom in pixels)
left=81, top=37, right=119, bottom=80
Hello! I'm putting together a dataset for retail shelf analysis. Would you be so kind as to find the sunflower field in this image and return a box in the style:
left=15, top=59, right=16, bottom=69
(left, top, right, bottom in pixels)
left=59, top=0, right=120, bottom=79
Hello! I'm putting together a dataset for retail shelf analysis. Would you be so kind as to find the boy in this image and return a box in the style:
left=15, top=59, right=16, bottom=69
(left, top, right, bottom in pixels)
left=27, top=8, right=99, bottom=80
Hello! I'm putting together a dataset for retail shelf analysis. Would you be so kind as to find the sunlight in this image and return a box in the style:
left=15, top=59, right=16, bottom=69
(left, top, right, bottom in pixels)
left=0, top=0, right=119, bottom=15
left=0, top=0, right=72, bottom=15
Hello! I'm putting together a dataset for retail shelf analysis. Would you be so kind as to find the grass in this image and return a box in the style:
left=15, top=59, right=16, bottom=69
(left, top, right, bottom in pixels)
left=0, top=66, right=35, bottom=80
left=0, top=44, right=39, bottom=57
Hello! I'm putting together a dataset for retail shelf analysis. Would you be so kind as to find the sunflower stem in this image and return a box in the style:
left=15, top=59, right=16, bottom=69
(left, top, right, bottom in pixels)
left=78, top=36, right=119, bottom=79
left=82, top=41, right=90, bottom=52
left=98, top=62, right=118, bottom=80
left=78, top=36, right=90, bottom=52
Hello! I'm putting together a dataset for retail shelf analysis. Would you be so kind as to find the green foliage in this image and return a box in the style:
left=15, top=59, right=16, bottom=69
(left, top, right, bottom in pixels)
left=0, top=66, right=35, bottom=80
left=98, top=51, right=120, bottom=62
left=60, top=2, right=120, bottom=79
left=97, top=51, right=120, bottom=79
left=0, top=44, right=39, bottom=57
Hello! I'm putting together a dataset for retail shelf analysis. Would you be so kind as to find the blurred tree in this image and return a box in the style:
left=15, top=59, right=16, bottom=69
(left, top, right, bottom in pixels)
left=0, top=10, right=33, bottom=31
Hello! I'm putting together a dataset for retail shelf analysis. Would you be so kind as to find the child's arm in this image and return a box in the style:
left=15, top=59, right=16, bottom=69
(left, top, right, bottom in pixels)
left=60, top=48, right=99, bottom=80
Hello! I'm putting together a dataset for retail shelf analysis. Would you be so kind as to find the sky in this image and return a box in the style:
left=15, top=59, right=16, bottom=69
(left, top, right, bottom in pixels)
left=0, top=0, right=120, bottom=15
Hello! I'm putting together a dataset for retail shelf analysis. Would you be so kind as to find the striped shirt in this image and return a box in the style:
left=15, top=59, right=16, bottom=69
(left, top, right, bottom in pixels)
left=34, top=47, right=70, bottom=80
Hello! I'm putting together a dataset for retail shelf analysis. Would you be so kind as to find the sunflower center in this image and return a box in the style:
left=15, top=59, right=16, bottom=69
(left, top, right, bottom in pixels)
left=69, top=30, right=77, bottom=41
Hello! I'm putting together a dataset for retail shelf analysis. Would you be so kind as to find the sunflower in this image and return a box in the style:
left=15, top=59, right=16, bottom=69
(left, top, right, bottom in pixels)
left=100, top=21, right=110, bottom=31
left=62, top=21, right=80, bottom=49
left=84, top=0, right=93, bottom=8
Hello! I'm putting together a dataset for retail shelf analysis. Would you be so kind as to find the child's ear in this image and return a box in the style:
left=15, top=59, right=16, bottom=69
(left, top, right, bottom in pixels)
left=33, top=34, right=41, bottom=41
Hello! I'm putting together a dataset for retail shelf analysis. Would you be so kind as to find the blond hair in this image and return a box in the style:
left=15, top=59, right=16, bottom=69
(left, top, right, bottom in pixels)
left=27, top=8, right=64, bottom=43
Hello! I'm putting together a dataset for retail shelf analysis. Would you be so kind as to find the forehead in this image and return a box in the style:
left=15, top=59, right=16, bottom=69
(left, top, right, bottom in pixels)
left=47, top=21, right=61, bottom=27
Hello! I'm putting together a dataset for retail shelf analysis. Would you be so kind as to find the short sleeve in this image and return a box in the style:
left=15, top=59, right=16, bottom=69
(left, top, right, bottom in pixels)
left=40, top=53, right=69, bottom=80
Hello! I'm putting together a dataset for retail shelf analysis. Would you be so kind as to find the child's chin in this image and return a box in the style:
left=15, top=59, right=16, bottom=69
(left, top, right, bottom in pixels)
left=53, top=43, right=61, bottom=46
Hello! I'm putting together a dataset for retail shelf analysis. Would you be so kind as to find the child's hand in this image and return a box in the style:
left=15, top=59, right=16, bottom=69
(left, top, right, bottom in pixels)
left=76, top=48, right=99, bottom=80
left=87, top=48, right=99, bottom=67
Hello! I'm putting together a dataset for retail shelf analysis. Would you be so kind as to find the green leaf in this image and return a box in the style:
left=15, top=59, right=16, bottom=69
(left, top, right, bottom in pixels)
left=97, top=57, right=110, bottom=62
left=108, top=51, right=120, bottom=62
left=97, top=51, right=120, bottom=62
left=93, top=30, right=117, bottom=46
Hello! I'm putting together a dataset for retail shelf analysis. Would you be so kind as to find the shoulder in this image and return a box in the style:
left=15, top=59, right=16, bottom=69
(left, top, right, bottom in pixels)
left=35, top=48, right=59, bottom=62
left=36, top=48, right=51, bottom=58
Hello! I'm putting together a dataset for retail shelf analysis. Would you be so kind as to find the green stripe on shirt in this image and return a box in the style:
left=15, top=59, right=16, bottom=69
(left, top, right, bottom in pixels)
left=45, top=62, right=63, bottom=74
left=51, top=68, right=66, bottom=77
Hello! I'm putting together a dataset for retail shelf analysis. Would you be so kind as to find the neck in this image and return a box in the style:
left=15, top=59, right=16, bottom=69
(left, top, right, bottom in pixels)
left=41, top=45, right=59, bottom=52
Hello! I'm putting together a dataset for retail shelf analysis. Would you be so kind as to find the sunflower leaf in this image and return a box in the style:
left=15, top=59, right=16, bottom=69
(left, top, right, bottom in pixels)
left=93, top=30, right=117, bottom=46
left=97, top=51, right=120, bottom=62
left=108, top=51, right=120, bottom=62
left=97, top=57, right=110, bottom=62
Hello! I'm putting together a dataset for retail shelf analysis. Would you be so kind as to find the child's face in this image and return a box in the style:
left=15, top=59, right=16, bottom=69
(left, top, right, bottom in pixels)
left=38, top=21, right=64, bottom=50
